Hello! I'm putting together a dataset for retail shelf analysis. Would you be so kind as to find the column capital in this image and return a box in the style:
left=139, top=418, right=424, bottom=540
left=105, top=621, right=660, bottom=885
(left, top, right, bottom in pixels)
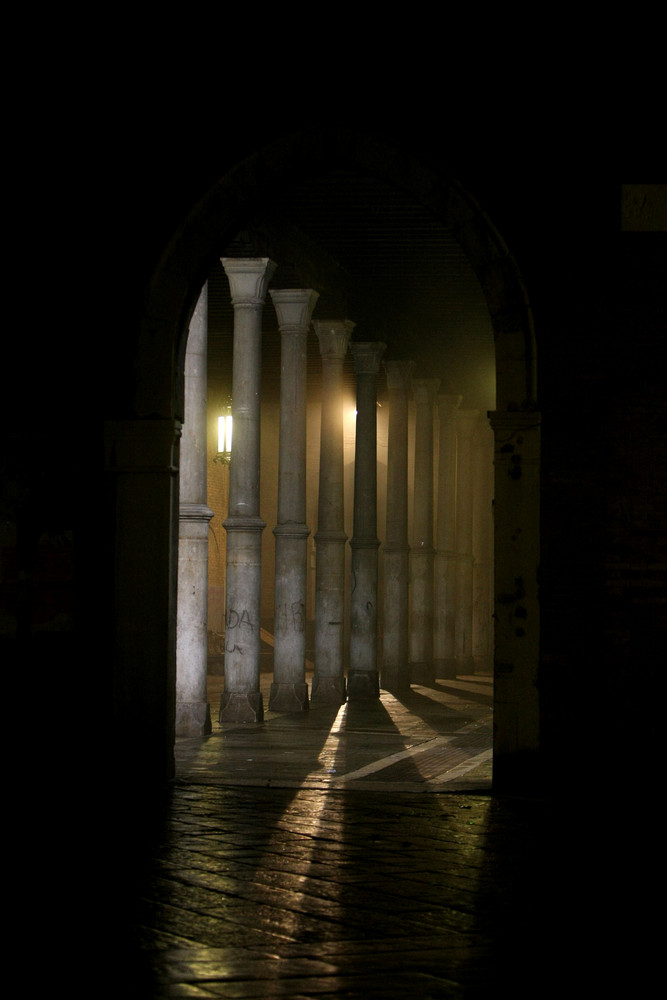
left=270, top=288, right=319, bottom=331
left=221, top=257, right=277, bottom=306
left=351, top=341, right=386, bottom=375
left=384, top=359, right=416, bottom=392
left=313, top=319, right=354, bottom=359
left=412, top=377, right=441, bottom=405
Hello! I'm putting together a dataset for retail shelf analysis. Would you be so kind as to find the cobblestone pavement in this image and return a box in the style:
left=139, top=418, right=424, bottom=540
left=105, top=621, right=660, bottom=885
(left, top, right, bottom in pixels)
left=97, top=674, right=632, bottom=999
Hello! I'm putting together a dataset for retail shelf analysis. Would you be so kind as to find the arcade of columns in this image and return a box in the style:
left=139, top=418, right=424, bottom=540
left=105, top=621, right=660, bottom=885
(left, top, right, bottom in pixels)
left=176, top=260, right=494, bottom=732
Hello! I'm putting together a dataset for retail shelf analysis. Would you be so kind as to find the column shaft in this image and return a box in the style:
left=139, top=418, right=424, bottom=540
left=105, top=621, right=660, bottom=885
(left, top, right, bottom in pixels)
left=269, top=289, right=319, bottom=712
left=311, top=320, right=353, bottom=703
left=489, top=409, right=542, bottom=775
left=409, top=378, right=440, bottom=685
left=381, top=360, right=415, bottom=693
left=219, top=258, right=276, bottom=723
left=453, top=408, right=479, bottom=675
left=472, top=414, right=494, bottom=673
left=348, top=341, right=386, bottom=699
left=177, top=284, right=214, bottom=736
left=433, top=394, right=462, bottom=679
left=104, top=418, right=181, bottom=780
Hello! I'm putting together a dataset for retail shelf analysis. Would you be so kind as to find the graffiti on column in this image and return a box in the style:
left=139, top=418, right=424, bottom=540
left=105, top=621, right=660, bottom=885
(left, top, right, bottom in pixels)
left=276, top=601, right=305, bottom=632
left=225, top=608, right=254, bottom=653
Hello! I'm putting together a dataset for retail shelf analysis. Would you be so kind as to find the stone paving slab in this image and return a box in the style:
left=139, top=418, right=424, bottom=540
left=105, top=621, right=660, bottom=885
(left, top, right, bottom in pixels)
left=98, top=673, right=591, bottom=998
left=105, top=780, right=581, bottom=999
left=175, top=674, right=493, bottom=794
left=91, top=670, right=654, bottom=999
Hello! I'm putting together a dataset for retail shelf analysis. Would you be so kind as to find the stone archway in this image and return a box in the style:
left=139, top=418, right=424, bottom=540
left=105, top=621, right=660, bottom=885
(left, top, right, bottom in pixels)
left=107, top=127, right=541, bottom=791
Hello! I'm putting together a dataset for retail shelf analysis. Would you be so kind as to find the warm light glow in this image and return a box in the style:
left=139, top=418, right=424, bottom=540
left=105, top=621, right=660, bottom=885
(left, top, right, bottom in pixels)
left=218, top=414, right=233, bottom=454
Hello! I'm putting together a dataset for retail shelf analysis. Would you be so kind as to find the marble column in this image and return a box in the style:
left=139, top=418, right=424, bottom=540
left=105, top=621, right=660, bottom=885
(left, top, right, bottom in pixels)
left=311, top=320, right=354, bottom=703
left=348, top=341, right=386, bottom=699
left=381, top=360, right=415, bottom=693
left=453, top=408, right=479, bottom=676
left=219, top=257, right=276, bottom=724
left=472, top=413, right=494, bottom=674
left=268, top=289, right=319, bottom=712
left=433, top=393, right=462, bottom=679
left=176, top=284, right=215, bottom=735
left=409, top=377, right=440, bottom=685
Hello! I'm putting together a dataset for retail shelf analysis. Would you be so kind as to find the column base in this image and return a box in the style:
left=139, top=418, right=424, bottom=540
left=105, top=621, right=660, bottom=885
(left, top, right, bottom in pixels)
left=347, top=671, right=380, bottom=699
left=434, top=658, right=458, bottom=680
left=175, top=701, right=212, bottom=737
left=219, top=690, right=264, bottom=723
left=410, top=661, right=435, bottom=686
left=268, top=681, right=309, bottom=713
left=310, top=674, right=347, bottom=704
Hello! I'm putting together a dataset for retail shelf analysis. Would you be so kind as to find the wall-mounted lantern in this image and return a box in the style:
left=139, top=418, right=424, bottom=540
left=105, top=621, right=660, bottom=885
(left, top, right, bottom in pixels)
left=215, top=404, right=233, bottom=465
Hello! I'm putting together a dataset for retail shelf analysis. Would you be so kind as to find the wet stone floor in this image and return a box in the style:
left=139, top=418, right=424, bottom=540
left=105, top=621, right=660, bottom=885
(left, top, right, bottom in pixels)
left=98, top=675, right=594, bottom=999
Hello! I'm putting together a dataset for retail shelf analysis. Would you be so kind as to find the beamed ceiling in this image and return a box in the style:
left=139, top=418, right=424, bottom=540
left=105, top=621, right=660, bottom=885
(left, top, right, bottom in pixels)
left=206, top=167, right=496, bottom=414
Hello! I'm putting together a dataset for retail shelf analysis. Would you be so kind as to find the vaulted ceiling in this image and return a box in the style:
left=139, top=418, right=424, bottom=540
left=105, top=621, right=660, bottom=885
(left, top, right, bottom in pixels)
left=206, top=167, right=496, bottom=414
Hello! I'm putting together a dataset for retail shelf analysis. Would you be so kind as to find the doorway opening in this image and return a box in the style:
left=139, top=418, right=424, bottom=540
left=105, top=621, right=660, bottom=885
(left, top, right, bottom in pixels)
left=132, top=127, right=540, bottom=792
left=176, top=165, right=500, bottom=789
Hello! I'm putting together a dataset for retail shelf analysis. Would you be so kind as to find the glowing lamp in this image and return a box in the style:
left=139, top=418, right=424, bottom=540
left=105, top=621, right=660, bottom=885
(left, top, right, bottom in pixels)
left=216, top=411, right=233, bottom=464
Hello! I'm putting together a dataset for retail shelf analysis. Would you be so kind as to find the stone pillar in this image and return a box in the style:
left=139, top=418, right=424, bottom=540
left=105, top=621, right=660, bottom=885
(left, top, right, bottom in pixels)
left=268, top=289, right=319, bottom=712
left=104, top=417, right=181, bottom=781
left=489, top=409, right=542, bottom=777
left=409, top=377, right=440, bottom=685
left=311, top=320, right=354, bottom=703
left=348, top=341, right=386, bottom=699
left=434, top=393, right=462, bottom=679
left=381, top=360, right=415, bottom=693
left=472, top=413, right=494, bottom=674
left=453, top=408, right=479, bottom=676
left=219, top=258, right=276, bottom=723
left=176, top=284, right=215, bottom=735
